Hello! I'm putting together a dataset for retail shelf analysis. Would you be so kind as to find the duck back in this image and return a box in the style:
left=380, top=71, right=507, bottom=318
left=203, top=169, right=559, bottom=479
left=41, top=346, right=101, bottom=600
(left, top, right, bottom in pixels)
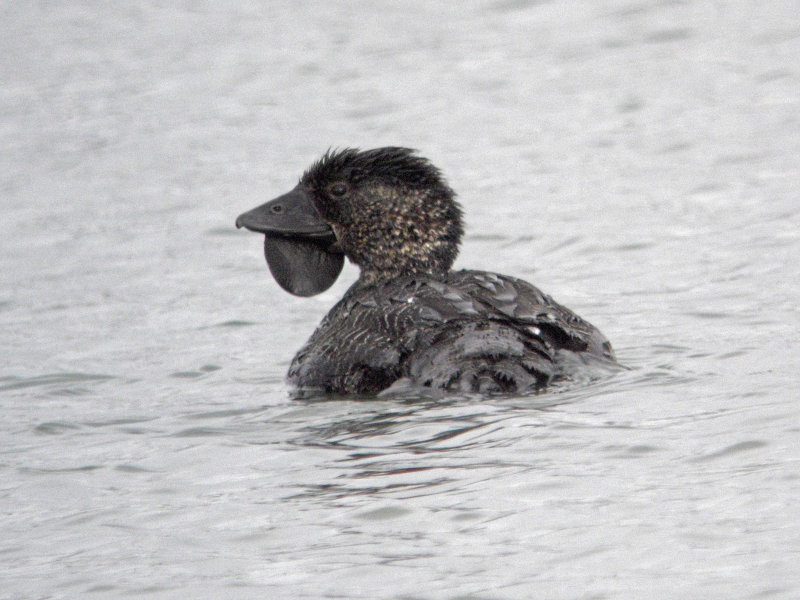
left=288, top=270, right=614, bottom=395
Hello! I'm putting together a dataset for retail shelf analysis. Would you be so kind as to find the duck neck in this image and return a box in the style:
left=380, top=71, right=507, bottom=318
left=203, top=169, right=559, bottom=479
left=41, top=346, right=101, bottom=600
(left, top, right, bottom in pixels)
left=357, top=265, right=447, bottom=286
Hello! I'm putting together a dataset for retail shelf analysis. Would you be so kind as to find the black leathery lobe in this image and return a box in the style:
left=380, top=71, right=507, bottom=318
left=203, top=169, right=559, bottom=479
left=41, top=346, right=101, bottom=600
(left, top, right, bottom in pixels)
left=263, top=235, right=343, bottom=297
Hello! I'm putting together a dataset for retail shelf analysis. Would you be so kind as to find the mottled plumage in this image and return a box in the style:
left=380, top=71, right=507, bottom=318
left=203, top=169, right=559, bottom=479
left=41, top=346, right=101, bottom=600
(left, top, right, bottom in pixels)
left=236, top=147, right=616, bottom=396
left=289, top=270, right=614, bottom=394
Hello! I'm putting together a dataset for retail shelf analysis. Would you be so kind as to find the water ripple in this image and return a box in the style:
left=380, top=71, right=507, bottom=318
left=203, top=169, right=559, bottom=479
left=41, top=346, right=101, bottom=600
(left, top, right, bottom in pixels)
left=690, top=440, right=769, bottom=463
left=0, top=373, right=114, bottom=394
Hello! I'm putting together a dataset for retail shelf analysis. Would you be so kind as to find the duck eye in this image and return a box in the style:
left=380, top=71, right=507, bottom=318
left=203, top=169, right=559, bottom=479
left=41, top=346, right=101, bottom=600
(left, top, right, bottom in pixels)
left=328, top=182, right=348, bottom=198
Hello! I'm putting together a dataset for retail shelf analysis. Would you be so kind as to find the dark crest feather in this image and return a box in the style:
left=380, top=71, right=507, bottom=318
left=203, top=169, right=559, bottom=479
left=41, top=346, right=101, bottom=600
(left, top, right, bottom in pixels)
left=302, top=147, right=447, bottom=190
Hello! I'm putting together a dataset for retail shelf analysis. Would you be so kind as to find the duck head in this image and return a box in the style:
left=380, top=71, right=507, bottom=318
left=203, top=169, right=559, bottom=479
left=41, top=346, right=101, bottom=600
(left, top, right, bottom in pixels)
left=236, top=147, right=464, bottom=295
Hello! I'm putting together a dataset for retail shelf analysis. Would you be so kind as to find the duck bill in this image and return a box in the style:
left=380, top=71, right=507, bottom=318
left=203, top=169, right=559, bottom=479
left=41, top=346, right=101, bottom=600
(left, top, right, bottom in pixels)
left=236, top=186, right=332, bottom=237
left=236, top=186, right=344, bottom=297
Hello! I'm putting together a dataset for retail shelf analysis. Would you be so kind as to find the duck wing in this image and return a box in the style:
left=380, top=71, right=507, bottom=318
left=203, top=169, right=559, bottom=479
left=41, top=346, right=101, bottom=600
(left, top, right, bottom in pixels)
left=444, top=270, right=615, bottom=361
left=393, top=271, right=614, bottom=393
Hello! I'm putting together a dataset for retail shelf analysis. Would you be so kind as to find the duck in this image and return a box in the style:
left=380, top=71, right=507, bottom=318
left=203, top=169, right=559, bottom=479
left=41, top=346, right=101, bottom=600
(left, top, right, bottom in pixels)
left=236, top=147, right=616, bottom=395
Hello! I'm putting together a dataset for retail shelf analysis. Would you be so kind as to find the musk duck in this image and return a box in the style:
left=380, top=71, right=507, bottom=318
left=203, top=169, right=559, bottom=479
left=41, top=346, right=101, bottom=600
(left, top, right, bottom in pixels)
left=236, top=147, right=616, bottom=395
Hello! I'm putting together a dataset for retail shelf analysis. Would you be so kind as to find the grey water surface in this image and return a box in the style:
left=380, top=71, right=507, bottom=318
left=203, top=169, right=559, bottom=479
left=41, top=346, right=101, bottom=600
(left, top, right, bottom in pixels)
left=2, top=1, right=800, bottom=599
